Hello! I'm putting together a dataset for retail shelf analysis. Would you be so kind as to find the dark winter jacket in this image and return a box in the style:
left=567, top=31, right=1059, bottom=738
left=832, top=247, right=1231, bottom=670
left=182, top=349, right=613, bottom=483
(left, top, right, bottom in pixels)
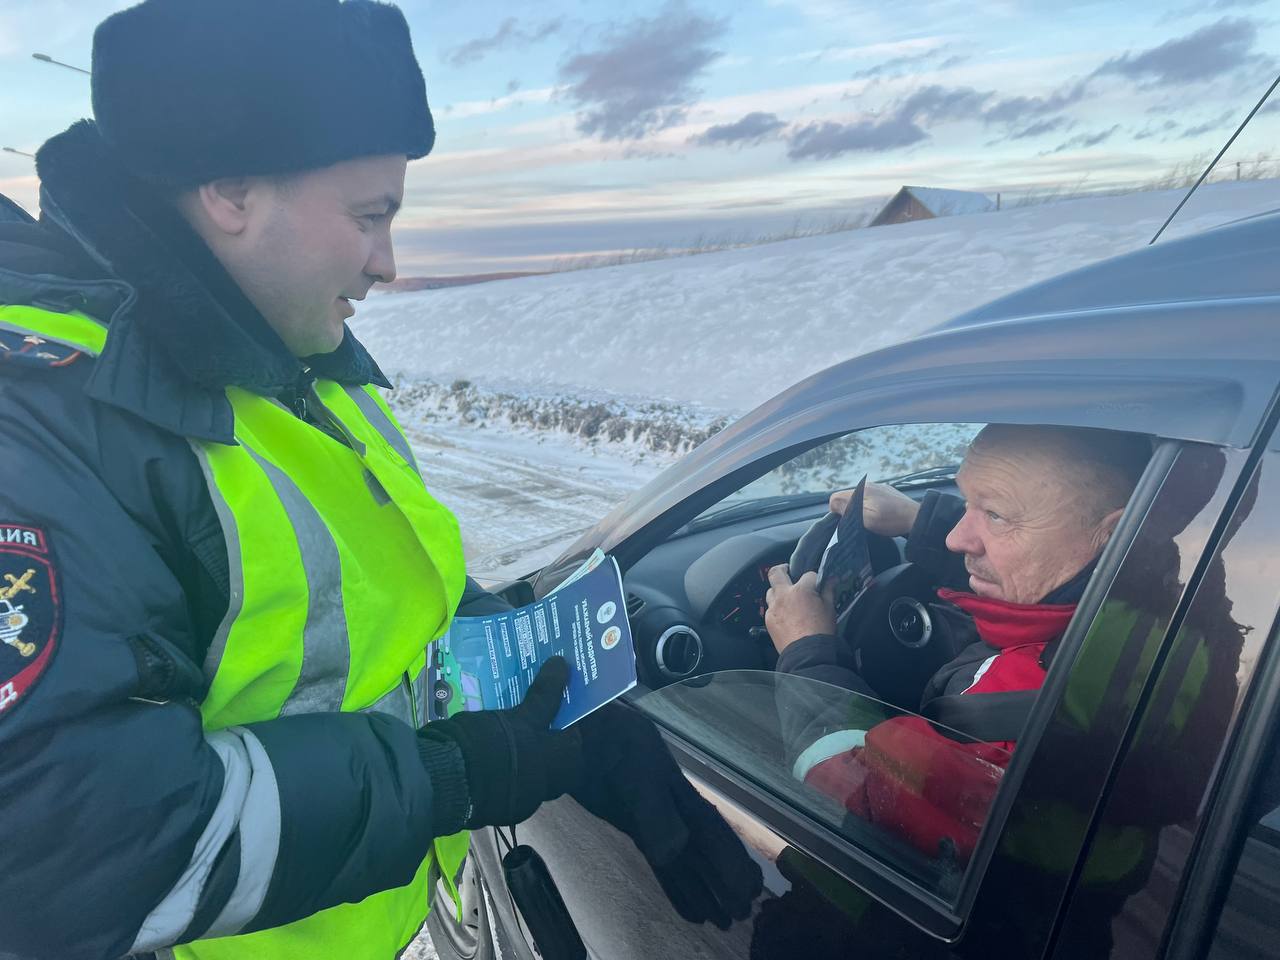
left=776, top=491, right=1090, bottom=862
left=0, top=122, right=500, bottom=960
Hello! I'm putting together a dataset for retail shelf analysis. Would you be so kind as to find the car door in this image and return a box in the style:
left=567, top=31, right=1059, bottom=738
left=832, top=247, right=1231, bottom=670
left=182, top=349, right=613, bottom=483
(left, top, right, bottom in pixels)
left=463, top=426, right=1256, bottom=960
left=450, top=288, right=1280, bottom=960
left=1072, top=442, right=1280, bottom=960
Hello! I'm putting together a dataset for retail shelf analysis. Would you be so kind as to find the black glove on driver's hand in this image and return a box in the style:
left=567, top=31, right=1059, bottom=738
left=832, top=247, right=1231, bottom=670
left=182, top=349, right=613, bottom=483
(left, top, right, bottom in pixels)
left=571, top=703, right=763, bottom=929
left=420, top=657, right=583, bottom=829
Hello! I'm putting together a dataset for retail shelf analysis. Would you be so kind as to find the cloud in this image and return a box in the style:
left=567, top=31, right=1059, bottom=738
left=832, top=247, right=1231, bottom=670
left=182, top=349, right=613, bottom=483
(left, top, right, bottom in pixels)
left=1133, top=119, right=1181, bottom=140
left=1045, top=124, right=1121, bottom=154
left=781, top=83, right=995, bottom=161
left=1007, top=116, right=1073, bottom=140
left=442, top=17, right=563, bottom=68
left=848, top=46, right=966, bottom=80
left=558, top=3, right=728, bottom=141
left=984, top=80, right=1091, bottom=126
left=1094, top=17, right=1265, bottom=87
left=442, top=86, right=560, bottom=119
left=691, top=111, right=787, bottom=147
left=895, top=84, right=992, bottom=123
left=786, top=115, right=927, bottom=160
left=775, top=36, right=947, bottom=68
left=1180, top=110, right=1236, bottom=138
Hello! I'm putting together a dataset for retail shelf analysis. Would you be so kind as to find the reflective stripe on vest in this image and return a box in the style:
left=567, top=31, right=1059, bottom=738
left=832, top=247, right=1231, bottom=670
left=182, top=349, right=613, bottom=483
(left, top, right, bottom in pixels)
left=1, top=305, right=472, bottom=958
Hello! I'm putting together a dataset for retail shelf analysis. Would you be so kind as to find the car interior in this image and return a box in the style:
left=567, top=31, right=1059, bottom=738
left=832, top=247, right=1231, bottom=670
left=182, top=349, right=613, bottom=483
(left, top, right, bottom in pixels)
left=610, top=421, right=1153, bottom=899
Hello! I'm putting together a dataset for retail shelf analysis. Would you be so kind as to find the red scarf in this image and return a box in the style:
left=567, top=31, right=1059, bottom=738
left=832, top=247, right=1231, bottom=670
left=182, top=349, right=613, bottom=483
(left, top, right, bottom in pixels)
left=935, top=589, right=1076, bottom=696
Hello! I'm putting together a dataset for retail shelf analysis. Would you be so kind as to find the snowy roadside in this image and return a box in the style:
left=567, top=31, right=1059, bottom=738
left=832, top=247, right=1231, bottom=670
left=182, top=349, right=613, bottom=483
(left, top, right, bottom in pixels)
left=371, top=181, right=1280, bottom=958
left=398, top=405, right=669, bottom=580
left=354, top=180, right=1278, bottom=420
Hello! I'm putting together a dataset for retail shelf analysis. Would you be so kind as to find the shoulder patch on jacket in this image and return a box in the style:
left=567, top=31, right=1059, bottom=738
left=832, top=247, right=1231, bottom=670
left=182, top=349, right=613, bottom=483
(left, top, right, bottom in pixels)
left=0, top=525, right=61, bottom=717
left=0, top=329, right=86, bottom=371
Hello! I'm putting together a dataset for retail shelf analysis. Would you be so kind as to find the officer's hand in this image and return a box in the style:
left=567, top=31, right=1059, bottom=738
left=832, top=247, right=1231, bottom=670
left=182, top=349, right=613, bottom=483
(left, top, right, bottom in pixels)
left=421, top=657, right=582, bottom=828
left=571, top=704, right=763, bottom=929
left=764, top=566, right=836, bottom=654
left=830, top=482, right=920, bottom=537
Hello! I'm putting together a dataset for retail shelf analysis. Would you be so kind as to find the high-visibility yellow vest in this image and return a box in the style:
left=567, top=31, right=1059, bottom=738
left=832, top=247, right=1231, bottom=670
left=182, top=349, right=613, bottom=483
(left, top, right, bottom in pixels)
left=1, top=304, right=472, bottom=959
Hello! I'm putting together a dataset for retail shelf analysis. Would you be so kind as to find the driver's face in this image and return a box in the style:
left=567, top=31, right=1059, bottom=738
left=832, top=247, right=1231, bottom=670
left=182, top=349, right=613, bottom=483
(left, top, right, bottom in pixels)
left=945, top=442, right=1118, bottom=605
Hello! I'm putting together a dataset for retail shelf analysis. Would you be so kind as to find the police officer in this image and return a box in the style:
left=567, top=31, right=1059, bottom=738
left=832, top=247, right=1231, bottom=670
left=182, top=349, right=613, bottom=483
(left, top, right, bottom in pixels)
left=0, top=2, right=765, bottom=958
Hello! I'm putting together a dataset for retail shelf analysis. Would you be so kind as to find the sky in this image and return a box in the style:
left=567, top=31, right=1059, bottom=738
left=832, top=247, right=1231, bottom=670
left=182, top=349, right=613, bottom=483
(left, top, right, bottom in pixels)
left=0, top=0, right=1277, bottom=275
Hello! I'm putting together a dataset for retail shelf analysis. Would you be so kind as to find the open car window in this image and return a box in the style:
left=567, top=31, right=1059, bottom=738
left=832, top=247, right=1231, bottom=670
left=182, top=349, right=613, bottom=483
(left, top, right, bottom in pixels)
left=623, top=420, right=1158, bottom=917
left=635, top=670, right=1010, bottom=901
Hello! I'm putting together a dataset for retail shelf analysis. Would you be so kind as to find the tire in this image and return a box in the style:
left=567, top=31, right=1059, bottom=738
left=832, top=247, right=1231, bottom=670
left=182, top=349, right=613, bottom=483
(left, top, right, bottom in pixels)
left=425, top=852, right=498, bottom=960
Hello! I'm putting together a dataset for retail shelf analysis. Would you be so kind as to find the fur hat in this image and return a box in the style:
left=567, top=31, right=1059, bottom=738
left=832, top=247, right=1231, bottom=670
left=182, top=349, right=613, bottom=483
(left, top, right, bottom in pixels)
left=90, top=0, right=434, bottom=186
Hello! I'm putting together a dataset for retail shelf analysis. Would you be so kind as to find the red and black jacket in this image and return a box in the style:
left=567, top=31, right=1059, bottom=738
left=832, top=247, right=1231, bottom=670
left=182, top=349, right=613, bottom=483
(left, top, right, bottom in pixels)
left=776, top=491, right=1090, bottom=862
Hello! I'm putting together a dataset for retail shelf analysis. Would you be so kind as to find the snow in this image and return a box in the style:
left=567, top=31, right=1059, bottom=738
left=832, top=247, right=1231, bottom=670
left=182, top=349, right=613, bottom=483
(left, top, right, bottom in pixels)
left=404, top=413, right=666, bottom=583
left=351, top=180, right=1279, bottom=579
left=383, top=180, right=1278, bottom=957
left=899, top=186, right=996, bottom=217
left=354, top=181, right=1277, bottom=419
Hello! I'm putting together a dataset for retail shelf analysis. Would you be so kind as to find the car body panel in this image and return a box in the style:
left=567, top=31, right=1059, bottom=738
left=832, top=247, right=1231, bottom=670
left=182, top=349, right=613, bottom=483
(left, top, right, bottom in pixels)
left=535, top=230, right=1280, bottom=596
left=468, top=212, right=1280, bottom=960
left=1054, top=447, right=1280, bottom=958
left=940, top=208, right=1280, bottom=332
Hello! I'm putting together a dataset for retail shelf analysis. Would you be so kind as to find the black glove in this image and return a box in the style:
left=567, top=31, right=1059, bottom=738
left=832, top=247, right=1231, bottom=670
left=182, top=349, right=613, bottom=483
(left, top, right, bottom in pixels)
left=420, top=657, right=583, bottom=829
left=571, top=704, right=763, bottom=929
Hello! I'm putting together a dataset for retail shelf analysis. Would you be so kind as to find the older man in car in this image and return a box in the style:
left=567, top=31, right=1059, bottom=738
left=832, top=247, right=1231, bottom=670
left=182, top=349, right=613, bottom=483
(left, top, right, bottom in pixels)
left=763, top=423, right=1150, bottom=862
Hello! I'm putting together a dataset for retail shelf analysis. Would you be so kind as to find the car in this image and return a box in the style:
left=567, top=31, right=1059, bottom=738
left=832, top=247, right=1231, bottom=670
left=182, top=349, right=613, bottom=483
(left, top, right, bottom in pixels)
left=425, top=206, right=1280, bottom=960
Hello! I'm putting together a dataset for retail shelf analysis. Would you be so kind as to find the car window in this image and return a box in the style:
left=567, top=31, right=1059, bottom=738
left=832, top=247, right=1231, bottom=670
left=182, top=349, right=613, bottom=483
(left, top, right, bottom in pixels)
left=702, top=422, right=982, bottom=510
left=635, top=670, right=1009, bottom=901
left=622, top=420, right=1159, bottom=916
left=1202, top=727, right=1280, bottom=959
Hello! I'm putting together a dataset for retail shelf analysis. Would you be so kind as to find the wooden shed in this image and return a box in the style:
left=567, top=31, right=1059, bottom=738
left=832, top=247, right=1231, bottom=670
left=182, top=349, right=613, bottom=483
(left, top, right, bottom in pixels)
left=869, top=186, right=996, bottom=227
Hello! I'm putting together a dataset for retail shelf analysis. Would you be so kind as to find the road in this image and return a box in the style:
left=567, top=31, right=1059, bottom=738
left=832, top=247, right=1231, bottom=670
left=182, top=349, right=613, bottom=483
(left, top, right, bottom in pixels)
left=400, top=420, right=663, bottom=958
left=402, top=418, right=665, bottom=580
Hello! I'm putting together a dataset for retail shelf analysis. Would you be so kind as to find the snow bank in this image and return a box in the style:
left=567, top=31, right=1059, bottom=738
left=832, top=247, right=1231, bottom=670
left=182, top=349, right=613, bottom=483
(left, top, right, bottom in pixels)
left=354, top=181, right=1277, bottom=420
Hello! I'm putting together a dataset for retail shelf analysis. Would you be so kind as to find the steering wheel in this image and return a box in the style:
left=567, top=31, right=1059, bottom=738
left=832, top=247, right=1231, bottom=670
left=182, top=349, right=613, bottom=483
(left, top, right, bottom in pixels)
left=786, top=512, right=958, bottom=710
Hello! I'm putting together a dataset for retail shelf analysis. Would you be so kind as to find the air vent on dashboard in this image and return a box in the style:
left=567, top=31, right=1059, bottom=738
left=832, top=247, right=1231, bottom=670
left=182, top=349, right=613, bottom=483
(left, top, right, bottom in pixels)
left=625, top=593, right=645, bottom=618
left=655, top=625, right=703, bottom=680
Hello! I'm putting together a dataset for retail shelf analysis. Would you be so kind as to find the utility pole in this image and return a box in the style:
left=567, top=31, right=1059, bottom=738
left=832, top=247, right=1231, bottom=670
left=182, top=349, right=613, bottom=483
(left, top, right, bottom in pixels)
left=31, top=52, right=90, bottom=76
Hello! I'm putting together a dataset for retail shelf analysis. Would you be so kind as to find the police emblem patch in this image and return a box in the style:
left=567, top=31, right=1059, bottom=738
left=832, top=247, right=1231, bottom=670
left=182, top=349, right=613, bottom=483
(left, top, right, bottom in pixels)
left=0, top=525, right=60, bottom=717
left=0, top=329, right=84, bottom=370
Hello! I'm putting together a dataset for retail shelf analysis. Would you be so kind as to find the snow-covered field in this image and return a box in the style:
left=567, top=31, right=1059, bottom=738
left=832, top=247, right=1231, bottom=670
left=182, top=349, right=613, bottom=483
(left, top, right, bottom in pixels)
left=382, top=180, right=1276, bottom=957
left=353, top=180, right=1278, bottom=581
left=358, top=181, right=1274, bottom=415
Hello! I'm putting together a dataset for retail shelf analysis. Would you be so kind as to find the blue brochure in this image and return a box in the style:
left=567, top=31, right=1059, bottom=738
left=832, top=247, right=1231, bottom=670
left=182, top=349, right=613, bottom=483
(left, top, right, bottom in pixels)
left=425, top=551, right=637, bottom=730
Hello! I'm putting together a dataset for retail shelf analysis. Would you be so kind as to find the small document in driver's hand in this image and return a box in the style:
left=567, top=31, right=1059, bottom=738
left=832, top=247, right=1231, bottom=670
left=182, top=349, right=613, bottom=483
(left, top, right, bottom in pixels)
left=424, top=550, right=637, bottom=730
left=817, top=475, right=874, bottom=623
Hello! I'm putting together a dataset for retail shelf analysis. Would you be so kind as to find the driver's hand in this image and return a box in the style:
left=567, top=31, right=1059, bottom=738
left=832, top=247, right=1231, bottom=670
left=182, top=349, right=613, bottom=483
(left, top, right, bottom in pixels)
left=830, top=482, right=920, bottom=538
left=765, top=566, right=836, bottom=655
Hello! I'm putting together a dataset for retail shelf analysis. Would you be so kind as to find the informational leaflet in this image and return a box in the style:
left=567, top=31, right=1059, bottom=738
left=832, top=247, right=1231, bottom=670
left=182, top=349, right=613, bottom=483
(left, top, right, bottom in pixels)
left=424, top=551, right=637, bottom=730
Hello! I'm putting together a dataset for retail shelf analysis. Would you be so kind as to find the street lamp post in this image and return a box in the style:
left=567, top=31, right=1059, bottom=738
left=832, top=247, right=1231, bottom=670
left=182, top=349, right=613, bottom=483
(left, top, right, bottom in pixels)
left=31, top=52, right=90, bottom=76
left=2, top=147, right=35, bottom=159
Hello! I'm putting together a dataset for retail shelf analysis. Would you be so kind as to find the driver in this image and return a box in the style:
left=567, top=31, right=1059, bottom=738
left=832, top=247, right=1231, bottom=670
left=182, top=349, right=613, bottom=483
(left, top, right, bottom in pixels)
left=764, top=424, right=1149, bottom=862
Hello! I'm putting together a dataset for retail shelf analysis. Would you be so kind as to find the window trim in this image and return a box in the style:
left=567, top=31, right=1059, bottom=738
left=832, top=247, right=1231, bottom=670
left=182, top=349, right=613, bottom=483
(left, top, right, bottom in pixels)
left=657, top=716, right=967, bottom=940
left=1162, top=604, right=1280, bottom=960
left=646, top=437, right=1187, bottom=940
left=954, top=437, right=1183, bottom=917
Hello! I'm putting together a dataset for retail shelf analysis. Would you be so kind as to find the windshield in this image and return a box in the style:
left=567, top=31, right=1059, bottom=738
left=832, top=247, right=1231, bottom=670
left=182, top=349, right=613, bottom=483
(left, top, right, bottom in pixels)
left=692, top=423, right=981, bottom=524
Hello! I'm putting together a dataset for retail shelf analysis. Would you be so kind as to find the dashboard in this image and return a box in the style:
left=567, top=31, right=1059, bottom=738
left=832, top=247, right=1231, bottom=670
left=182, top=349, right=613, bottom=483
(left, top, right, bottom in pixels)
left=620, top=503, right=870, bottom=687
left=619, top=490, right=944, bottom=690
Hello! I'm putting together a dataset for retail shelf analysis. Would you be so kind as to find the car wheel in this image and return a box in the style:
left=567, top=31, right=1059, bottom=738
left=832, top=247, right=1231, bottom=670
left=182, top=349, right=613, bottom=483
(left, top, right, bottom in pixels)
left=425, top=852, right=498, bottom=960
